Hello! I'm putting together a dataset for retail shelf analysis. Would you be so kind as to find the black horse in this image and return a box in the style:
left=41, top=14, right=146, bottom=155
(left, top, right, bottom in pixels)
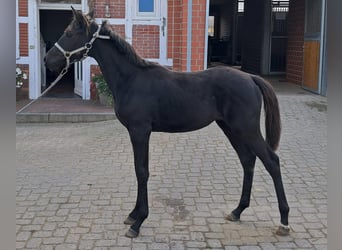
left=44, top=8, right=290, bottom=238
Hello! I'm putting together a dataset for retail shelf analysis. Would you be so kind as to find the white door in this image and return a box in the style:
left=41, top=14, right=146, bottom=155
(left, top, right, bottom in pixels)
left=74, top=62, right=83, bottom=96
left=128, top=0, right=169, bottom=66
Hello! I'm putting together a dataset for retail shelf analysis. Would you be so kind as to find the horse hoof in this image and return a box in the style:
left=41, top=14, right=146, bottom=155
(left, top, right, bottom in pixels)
left=226, top=213, right=240, bottom=222
left=125, top=228, right=139, bottom=238
left=124, top=216, right=136, bottom=225
left=276, top=225, right=290, bottom=236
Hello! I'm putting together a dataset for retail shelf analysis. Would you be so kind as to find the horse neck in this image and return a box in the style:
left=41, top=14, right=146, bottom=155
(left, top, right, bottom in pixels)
left=90, top=39, right=140, bottom=94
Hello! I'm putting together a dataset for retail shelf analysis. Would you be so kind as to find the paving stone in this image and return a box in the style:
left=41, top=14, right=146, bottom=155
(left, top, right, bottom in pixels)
left=16, top=88, right=327, bottom=249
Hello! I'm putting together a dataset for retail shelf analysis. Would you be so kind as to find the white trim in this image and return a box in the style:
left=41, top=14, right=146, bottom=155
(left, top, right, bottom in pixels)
left=16, top=57, right=30, bottom=64
left=81, top=0, right=89, bottom=99
left=186, top=0, right=192, bottom=72
left=131, top=19, right=163, bottom=25
left=204, top=0, right=210, bottom=70
left=95, top=18, right=126, bottom=25
left=87, top=57, right=173, bottom=68
left=17, top=16, right=29, bottom=22
left=84, top=58, right=92, bottom=99
left=81, top=0, right=88, bottom=13
left=29, top=0, right=41, bottom=99
left=16, top=0, right=20, bottom=60
left=38, top=4, right=82, bottom=10
left=317, top=0, right=326, bottom=95
left=159, top=0, right=167, bottom=64
left=126, top=0, right=133, bottom=44
left=150, top=58, right=173, bottom=66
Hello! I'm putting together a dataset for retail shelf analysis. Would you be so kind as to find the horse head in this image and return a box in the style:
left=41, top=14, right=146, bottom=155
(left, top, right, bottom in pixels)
left=44, top=7, right=96, bottom=73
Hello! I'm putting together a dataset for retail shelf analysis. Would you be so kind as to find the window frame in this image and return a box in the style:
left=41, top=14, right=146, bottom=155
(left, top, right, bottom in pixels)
left=38, top=0, right=82, bottom=10
left=133, top=0, right=160, bottom=19
left=39, top=0, right=81, bottom=4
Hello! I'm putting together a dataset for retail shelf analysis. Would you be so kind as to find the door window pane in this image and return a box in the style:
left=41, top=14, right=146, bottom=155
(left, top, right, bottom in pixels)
left=305, top=0, right=322, bottom=34
left=139, top=0, right=154, bottom=13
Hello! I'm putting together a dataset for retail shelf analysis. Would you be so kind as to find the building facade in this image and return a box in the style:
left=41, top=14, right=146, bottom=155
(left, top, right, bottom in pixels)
left=16, top=0, right=327, bottom=101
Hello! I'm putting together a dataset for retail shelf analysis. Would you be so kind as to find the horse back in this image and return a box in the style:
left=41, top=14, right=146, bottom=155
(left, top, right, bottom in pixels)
left=115, top=65, right=262, bottom=133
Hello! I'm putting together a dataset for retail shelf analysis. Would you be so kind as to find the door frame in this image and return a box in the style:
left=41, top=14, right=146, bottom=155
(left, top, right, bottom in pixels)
left=126, top=0, right=170, bottom=66
left=302, top=0, right=326, bottom=95
left=30, top=0, right=87, bottom=99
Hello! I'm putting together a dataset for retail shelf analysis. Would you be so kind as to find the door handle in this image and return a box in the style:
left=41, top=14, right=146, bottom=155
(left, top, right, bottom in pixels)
left=161, top=17, right=166, bottom=36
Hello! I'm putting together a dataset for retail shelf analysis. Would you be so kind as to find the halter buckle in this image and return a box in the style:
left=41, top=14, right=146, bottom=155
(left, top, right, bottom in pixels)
left=85, top=43, right=92, bottom=49
left=61, top=68, right=68, bottom=76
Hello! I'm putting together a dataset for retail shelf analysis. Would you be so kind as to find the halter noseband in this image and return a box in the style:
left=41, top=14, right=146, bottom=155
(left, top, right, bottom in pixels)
left=54, top=25, right=110, bottom=76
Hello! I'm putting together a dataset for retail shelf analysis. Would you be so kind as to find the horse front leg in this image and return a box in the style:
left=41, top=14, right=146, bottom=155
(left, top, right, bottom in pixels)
left=124, top=126, right=151, bottom=238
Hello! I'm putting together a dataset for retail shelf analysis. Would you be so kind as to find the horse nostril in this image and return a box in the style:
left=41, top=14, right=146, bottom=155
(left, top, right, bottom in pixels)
left=43, top=56, right=46, bottom=63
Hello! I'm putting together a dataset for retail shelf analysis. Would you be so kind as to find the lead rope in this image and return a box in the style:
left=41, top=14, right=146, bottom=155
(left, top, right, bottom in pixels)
left=16, top=25, right=110, bottom=114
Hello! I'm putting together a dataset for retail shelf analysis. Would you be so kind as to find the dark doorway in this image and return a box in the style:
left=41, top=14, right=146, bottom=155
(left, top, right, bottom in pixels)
left=40, top=10, right=77, bottom=98
left=270, top=1, right=289, bottom=73
left=207, top=0, right=244, bottom=68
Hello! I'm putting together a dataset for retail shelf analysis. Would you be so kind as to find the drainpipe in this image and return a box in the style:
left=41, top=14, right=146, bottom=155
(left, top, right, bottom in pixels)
left=204, top=0, right=210, bottom=69
left=186, top=0, right=193, bottom=72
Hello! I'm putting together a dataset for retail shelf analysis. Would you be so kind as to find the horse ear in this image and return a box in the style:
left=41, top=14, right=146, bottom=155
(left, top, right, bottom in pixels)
left=71, top=6, right=86, bottom=26
left=71, top=6, right=78, bottom=18
left=87, top=9, right=95, bottom=19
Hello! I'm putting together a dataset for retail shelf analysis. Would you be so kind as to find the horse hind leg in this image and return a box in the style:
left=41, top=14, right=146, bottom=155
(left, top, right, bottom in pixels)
left=216, top=121, right=257, bottom=221
left=249, top=134, right=290, bottom=236
left=217, top=121, right=290, bottom=236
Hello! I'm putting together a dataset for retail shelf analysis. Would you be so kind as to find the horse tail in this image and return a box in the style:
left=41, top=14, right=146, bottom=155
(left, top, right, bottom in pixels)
left=251, top=75, right=281, bottom=151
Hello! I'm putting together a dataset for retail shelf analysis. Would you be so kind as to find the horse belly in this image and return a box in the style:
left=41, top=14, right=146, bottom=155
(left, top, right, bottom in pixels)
left=152, top=103, right=218, bottom=133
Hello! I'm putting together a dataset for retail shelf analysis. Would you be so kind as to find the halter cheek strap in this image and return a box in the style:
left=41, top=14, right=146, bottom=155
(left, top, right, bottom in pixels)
left=16, top=24, right=110, bottom=114
left=54, top=25, right=111, bottom=74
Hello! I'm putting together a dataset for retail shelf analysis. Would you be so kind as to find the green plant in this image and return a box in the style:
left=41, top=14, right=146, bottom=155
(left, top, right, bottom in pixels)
left=92, top=74, right=111, bottom=96
left=92, top=73, right=113, bottom=106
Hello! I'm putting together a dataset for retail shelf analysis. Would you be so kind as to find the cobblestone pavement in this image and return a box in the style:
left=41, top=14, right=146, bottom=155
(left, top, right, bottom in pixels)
left=16, top=89, right=327, bottom=249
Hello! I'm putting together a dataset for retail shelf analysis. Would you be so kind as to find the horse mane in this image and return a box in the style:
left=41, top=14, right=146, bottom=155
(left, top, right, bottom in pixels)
left=98, top=21, right=157, bottom=68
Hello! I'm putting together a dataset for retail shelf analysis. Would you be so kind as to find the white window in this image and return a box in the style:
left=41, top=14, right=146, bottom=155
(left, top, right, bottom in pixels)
left=238, top=0, right=244, bottom=13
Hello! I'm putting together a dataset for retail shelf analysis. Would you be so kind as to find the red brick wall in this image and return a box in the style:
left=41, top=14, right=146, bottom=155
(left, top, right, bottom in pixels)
left=93, top=0, right=125, bottom=18
left=88, top=0, right=207, bottom=72
left=19, top=23, right=28, bottom=57
left=17, top=0, right=29, bottom=96
left=167, top=0, right=187, bottom=71
left=18, top=0, right=29, bottom=57
left=191, top=0, right=206, bottom=71
left=87, top=0, right=208, bottom=98
left=18, top=0, right=28, bottom=17
left=286, top=0, right=305, bottom=85
left=110, top=24, right=125, bottom=39
left=133, top=25, right=160, bottom=58
left=167, top=0, right=175, bottom=60
left=168, top=0, right=206, bottom=72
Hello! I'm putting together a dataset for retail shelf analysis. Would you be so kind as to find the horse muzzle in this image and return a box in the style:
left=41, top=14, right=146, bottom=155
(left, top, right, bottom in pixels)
left=44, top=50, right=66, bottom=74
